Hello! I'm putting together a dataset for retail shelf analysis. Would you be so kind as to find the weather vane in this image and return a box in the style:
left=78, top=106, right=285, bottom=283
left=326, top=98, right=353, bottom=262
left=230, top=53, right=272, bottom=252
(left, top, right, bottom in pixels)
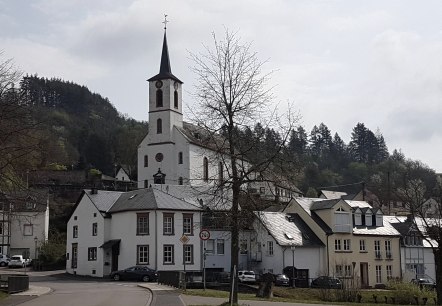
left=163, top=14, right=169, bottom=30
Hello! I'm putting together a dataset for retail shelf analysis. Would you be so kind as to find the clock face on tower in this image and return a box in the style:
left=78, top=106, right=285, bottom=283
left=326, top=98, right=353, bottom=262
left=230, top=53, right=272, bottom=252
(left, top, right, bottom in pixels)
left=155, top=153, right=164, bottom=162
left=155, top=80, right=163, bottom=88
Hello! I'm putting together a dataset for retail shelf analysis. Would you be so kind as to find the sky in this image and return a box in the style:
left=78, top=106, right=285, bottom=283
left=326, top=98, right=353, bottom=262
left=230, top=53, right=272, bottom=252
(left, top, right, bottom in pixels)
left=2, top=0, right=442, bottom=172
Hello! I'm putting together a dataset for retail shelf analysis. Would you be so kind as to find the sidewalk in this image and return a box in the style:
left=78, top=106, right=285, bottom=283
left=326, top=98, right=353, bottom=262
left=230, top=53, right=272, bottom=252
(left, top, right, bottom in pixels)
left=138, top=283, right=185, bottom=306
left=0, top=286, right=52, bottom=306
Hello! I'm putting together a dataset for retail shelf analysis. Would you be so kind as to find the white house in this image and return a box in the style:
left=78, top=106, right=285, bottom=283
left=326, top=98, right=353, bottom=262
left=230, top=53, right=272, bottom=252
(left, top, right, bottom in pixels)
left=0, top=191, right=49, bottom=260
left=66, top=187, right=203, bottom=277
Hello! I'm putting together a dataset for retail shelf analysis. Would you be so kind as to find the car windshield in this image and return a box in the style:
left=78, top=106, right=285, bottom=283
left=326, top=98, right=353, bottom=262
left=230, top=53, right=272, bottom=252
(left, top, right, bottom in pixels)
left=244, top=272, right=255, bottom=275
left=11, top=256, right=21, bottom=260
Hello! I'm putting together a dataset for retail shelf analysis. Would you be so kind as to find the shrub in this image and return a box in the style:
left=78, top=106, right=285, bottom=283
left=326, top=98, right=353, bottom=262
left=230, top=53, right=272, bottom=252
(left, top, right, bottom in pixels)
left=387, top=279, right=436, bottom=305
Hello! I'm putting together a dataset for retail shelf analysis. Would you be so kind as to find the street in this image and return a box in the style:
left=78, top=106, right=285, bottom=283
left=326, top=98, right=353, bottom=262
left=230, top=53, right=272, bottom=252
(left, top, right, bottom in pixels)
left=0, top=269, right=152, bottom=306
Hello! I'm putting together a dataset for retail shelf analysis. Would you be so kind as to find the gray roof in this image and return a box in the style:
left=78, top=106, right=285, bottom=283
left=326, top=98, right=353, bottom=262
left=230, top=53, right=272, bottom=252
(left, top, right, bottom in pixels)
left=310, top=199, right=340, bottom=211
left=85, top=190, right=123, bottom=212
left=385, top=215, right=438, bottom=247
left=256, top=211, right=323, bottom=247
left=108, top=187, right=202, bottom=213
left=292, top=197, right=325, bottom=216
left=320, top=190, right=348, bottom=199
left=352, top=219, right=401, bottom=236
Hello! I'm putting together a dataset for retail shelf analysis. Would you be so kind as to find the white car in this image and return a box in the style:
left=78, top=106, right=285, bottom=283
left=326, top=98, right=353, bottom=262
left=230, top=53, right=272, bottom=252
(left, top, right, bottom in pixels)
left=8, top=255, right=31, bottom=268
left=0, top=254, right=10, bottom=267
left=238, top=270, right=256, bottom=283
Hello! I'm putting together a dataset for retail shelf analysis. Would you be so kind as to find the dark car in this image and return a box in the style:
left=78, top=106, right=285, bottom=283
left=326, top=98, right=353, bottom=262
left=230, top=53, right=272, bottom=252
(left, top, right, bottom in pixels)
left=275, top=274, right=290, bottom=286
left=411, top=278, right=436, bottom=290
left=310, top=276, right=342, bottom=289
left=110, top=266, right=158, bottom=282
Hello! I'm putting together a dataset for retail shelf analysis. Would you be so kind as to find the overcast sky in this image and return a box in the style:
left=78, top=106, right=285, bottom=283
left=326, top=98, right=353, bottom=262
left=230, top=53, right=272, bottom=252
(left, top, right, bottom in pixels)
left=2, top=0, right=442, bottom=172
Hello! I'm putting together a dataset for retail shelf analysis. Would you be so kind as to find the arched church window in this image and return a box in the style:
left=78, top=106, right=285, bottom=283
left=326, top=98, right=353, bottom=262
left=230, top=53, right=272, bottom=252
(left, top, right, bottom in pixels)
left=203, top=157, right=209, bottom=182
left=156, top=89, right=163, bottom=107
left=144, top=155, right=148, bottom=167
left=157, top=119, right=162, bottom=134
left=174, top=90, right=178, bottom=109
left=178, top=152, right=183, bottom=164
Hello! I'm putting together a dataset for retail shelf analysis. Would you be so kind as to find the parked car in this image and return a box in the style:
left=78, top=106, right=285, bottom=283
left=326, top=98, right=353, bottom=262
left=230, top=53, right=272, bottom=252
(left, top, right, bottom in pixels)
left=274, top=274, right=290, bottom=286
left=411, top=278, right=436, bottom=290
left=238, top=270, right=256, bottom=283
left=110, top=266, right=158, bottom=282
left=310, top=276, right=342, bottom=289
left=8, top=255, right=31, bottom=268
left=0, top=254, right=10, bottom=267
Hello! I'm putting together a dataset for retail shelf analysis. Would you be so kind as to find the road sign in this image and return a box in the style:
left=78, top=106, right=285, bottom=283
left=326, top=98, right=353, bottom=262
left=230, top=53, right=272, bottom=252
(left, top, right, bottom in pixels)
left=180, top=235, right=189, bottom=244
left=199, top=229, right=210, bottom=240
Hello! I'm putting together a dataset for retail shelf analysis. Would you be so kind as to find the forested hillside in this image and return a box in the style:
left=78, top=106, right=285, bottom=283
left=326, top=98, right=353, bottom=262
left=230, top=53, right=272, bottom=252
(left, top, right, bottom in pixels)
left=19, top=75, right=148, bottom=177
left=8, top=75, right=438, bottom=207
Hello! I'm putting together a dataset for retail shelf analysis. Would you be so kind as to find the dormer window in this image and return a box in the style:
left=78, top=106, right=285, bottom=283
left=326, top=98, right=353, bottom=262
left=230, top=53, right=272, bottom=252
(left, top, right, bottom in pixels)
left=365, top=209, right=373, bottom=226
left=334, top=207, right=351, bottom=233
left=354, top=208, right=362, bottom=226
left=375, top=210, right=383, bottom=226
left=156, top=89, right=163, bottom=107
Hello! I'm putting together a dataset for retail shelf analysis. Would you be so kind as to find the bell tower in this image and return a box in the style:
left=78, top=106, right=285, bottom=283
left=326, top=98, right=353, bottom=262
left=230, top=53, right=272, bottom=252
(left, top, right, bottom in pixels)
left=146, top=22, right=183, bottom=145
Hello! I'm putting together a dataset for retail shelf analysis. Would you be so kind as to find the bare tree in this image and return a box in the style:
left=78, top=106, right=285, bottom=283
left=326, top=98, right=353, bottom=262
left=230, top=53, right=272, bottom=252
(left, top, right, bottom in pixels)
left=190, top=29, right=299, bottom=304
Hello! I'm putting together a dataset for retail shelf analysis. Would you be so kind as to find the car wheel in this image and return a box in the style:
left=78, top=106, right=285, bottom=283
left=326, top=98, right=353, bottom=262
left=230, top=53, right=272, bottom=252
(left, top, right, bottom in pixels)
left=142, top=275, right=150, bottom=282
left=0, top=262, right=6, bottom=267
left=113, top=274, right=120, bottom=281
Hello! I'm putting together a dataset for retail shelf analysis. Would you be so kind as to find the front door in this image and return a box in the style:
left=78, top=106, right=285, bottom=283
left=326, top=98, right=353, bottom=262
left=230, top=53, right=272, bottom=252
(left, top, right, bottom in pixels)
left=360, top=262, right=369, bottom=288
left=111, top=245, right=119, bottom=272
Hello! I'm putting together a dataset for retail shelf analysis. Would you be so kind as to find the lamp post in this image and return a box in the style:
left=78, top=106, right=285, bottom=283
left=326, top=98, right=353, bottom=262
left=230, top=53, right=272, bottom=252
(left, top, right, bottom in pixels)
left=291, top=245, right=296, bottom=288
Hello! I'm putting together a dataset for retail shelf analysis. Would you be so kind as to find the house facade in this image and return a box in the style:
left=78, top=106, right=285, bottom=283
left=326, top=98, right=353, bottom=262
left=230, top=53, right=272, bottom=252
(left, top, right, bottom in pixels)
left=66, top=188, right=203, bottom=277
left=284, top=197, right=402, bottom=288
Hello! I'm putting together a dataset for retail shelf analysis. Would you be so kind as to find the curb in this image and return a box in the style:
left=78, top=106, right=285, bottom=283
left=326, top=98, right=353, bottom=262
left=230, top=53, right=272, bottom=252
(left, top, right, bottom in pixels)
left=137, top=284, right=153, bottom=306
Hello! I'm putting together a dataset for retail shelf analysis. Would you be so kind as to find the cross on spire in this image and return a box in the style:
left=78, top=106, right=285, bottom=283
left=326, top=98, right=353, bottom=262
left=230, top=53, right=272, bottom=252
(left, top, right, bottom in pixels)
left=162, top=14, right=169, bottom=30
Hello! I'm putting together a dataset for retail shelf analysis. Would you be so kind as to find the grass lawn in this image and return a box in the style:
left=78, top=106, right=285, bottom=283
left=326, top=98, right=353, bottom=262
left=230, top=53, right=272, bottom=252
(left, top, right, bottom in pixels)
left=0, top=291, right=8, bottom=300
left=183, top=286, right=438, bottom=305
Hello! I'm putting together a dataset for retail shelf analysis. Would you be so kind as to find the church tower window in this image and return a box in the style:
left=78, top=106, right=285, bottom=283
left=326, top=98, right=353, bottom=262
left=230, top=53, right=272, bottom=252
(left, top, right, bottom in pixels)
left=203, top=157, right=209, bottom=182
left=178, top=177, right=183, bottom=185
left=157, top=119, right=162, bottom=134
left=174, top=91, right=178, bottom=109
left=144, top=155, right=148, bottom=167
left=178, top=152, right=183, bottom=164
left=156, top=89, right=163, bottom=107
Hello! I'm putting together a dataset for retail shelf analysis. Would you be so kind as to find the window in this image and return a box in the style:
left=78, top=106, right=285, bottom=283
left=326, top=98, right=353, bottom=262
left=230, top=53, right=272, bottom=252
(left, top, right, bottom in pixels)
left=174, top=90, right=178, bottom=108
left=137, top=213, right=149, bottom=235
left=267, top=241, right=274, bottom=256
left=178, top=152, right=183, bottom=164
left=137, top=245, right=149, bottom=264
left=217, top=239, right=225, bottom=255
left=73, top=225, right=78, bottom=238
left=335, top=265, right=343, bottom=277
left=334, top=239, right=341, bottom=251
left=206, top=239, right=214, bottom=254
left=178, top=177, right=183, bottom=185
left=203, top=157, right=209, bottom=182
left=376, top=265, right=382, bottom=283
left=92, top=223, right=97, bottom=236
left=0, top=223, right=3, bottom=235
left=163, top=245, right=174, bottom=264
left=71, top=243, right=78, bottom=268
left=376, top=212, right=383, bottom=226
left=218, top=162, right=223, bottom=184
left=240, top=240, right=248, bottom=255
left=365, top=211, right=373, bottom=226
left=386, top=265, right=392, bottom=280
left=345, top=265, right=352, bottom=277
left=23, top=224, right=33, bottom=236
left=359, top=239, right=366, bottom=252
left=385, top=240, right=392, bottom=258
left=343, top=239, right=351, bottom=251
left=334, top=208, right=351, bottom=232
left=163, top=213, right=174, bottom=235
left=156, top=89, right=163, bottom=107
left=144, top=155, right=148, bottom=167
left=144, top=180, right=148, bottom=188
left=354, top=211, right=362, bottom=226
left=375, top=240, right=381, bottom=258
left=183, top=214, right=193, bottom=235
left=88, top=247, right=97, bottom=261
left=157, top=119, right=162, bottom=134
left=26, top=201, right=33, bottom=210
left=183, top=245, right=193, bottom=264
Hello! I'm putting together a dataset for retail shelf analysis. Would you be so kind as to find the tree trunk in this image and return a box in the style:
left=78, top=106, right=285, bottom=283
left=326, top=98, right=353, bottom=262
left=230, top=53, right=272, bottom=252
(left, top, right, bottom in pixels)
left=229, top=180, right=240, bottom=305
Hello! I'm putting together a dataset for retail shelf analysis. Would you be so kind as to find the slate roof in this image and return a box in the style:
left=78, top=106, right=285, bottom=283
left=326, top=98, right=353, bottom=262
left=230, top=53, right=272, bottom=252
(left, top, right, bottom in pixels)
left=293, top=197, right=325, bottom=216
left=385, top=215, right=438, bottom=247
left=108, top=187, right=202, bottom=213
left=147, top=32, right=182, bottom=83
left=346, top=200, right=372, bottom=209
left=84, top=190, right=123, bottom=213
left=320, top=190, right=348, bottom=199
left=0, top=189, right=49, bottom=212
left=352, top=219, right=400, bottom=236
left=310, top=199, right=340, bottom=211
left=256, top=211, right=323, bottom=247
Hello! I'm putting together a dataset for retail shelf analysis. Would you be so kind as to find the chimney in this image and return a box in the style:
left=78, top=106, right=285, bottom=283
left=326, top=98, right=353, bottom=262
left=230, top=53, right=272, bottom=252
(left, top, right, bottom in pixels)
left=90, top=188, right=98, bottom=195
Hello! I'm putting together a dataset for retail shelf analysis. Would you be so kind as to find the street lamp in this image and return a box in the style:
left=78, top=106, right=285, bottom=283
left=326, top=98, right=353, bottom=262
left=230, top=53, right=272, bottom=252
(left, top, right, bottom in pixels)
left=291, top=245, right=296, bottom=288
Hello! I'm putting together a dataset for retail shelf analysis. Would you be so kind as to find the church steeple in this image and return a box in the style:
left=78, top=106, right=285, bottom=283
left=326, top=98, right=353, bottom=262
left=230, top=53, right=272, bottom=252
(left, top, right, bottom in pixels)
left=148, top=28, right=182, bottom=84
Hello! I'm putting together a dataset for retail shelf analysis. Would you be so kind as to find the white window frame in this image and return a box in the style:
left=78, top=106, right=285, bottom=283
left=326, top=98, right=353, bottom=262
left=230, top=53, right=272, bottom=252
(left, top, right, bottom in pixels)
left=343, top=239, right=351, bottom=251
left=267, top=241, right=274, bottom=256
left=359, top=239, right=366, bottom=252
left=183, top=214, right=193, bottom=235
left=137, top=245, right=149, bottom=264
left=205, top=239, right=215, bottom=254
left=73, top=225, right=78, bottom=238
left=184, top=244, right=193, bottom=264
left=217, top=239, right=225, bottom=255
left=163, top=245, right=174, bottom=264
left=92, top=223, right=97, bottom=236
left=375, top=240, right=381, bottom=258
left=88, top=247, right=97, bottom=261
left=335, top=239, right=341, bottom=251
left=386, top=265, right=392, bottom=280
left=376, top=265, right=382, bottom=283
left=163, top=214, right=174, bottom=235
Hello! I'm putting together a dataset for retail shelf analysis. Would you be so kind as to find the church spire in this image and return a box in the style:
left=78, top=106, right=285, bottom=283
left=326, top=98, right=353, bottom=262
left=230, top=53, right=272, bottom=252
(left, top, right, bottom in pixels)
left=147, top=16, right=182, bottom=84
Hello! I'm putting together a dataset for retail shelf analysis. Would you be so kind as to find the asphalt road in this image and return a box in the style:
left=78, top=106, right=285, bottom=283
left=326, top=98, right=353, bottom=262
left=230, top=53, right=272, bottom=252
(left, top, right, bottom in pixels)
left=0, top=269, right=152, bottom=306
